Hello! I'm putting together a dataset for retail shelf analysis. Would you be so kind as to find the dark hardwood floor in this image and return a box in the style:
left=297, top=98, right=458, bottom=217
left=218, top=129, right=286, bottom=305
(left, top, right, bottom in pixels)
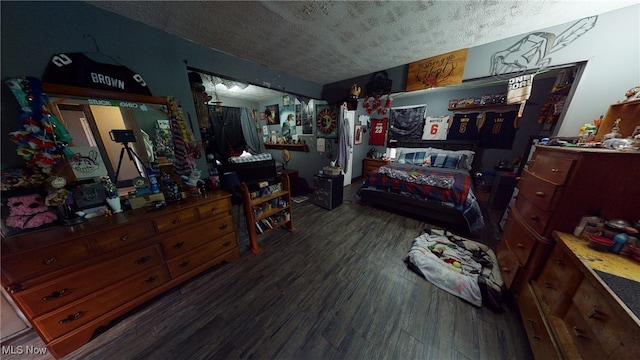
left=2, top=182, right=533, bottom=360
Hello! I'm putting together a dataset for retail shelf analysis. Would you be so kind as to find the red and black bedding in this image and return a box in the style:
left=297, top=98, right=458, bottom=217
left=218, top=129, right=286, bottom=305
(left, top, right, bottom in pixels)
left=358, top=146, right=485, bottom=232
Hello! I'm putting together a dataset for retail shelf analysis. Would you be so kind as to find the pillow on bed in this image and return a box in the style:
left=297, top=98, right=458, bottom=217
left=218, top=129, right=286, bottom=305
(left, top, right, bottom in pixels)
left=429, top=153, right=464, bottom=169
left=396, top=151, right=430, bottom=166
left=394, top=147, right=432, bottom=163
left=429, top=149, right=475, bottom=171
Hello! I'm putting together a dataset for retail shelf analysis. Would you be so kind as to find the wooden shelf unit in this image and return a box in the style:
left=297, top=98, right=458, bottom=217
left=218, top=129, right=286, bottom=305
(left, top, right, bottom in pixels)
left=239, top=172, right=295, bottom=254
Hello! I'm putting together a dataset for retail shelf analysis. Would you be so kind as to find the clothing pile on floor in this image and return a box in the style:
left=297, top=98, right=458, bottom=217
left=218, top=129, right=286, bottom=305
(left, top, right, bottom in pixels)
left=404, top=228, right=505, bottom=312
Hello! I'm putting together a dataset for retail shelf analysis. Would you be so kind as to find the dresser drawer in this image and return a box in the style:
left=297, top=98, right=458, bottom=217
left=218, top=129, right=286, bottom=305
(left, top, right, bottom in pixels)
left=195, top=198, right=231, bottom=219
left=518, top=170, right=563, bottom=211
left=153, top=208, right=198, bottom=233
left=496, top=240, right=519, bottom=289
left=572, top=278, right=640, bottom=358
left=534, top=244, right=581, bottom=312
left=501, top=209, right=537, bottom=267
left=160, top=216, right=235, bottom=259
left=166, top=235, right=238, bottom=278
left=513, top=196, right=550, bottom=235
left=14, top=245, right=163, bottom=318
left=2, top=239, right=93, bottom=283
left=94, top=221, right=155, bottom=253
left=517, top=284, right=559, bottom=360
left=563, top=305, right=608, bottom=360
left=33, top=265, right=170, bottom=342
left=529, top=152, right=574, bottom=184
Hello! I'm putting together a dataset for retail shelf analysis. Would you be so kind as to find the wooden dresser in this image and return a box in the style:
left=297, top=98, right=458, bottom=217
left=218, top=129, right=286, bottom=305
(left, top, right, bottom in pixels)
left=1, top=191, right=239, bottom=358
left=362, top=157, right=390, bottom=178
left=497, top=146, right=640, bottom=296
left=518, top=231, right=640, bottom=359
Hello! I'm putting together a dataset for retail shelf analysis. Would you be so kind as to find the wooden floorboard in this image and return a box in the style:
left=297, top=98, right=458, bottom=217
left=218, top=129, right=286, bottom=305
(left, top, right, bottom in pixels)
left=1, top=181, right=533, bottom=360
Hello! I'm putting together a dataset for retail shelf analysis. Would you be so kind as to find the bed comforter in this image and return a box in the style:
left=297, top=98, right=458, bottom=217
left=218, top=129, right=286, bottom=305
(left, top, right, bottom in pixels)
left=359, top=163, right=484, bottom=232
left=404, top=229, right=505, bottom=312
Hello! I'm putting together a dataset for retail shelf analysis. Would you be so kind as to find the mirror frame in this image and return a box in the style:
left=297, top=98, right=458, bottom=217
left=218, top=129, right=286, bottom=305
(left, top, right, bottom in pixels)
left=42, top=83, right=168, bottom=105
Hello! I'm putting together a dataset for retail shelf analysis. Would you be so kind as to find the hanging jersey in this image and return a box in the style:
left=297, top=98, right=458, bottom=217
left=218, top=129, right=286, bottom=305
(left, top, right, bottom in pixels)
left=479, top=110, right=519, bottom=149
left=42, top=52, right=152, bottom=95
left=447, top=113, right=482, bottom=140
left=421, top=115, right=449, bottom=140
left=369, top=118, right=388, bottom=146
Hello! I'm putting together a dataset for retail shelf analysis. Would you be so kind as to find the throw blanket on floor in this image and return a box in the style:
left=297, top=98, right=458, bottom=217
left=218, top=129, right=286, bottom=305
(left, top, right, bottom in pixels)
left=404, top=229, right=505, bottom=312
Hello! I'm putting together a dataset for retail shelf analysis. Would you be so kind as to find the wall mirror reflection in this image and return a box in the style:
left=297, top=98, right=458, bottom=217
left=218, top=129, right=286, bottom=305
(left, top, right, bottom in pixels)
left=43, top=83, right=171, bottom=187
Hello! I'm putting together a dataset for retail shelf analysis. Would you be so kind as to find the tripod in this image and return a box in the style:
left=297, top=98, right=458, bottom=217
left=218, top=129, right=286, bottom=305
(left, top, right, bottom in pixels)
left=114, top=142, right=144, bottom=181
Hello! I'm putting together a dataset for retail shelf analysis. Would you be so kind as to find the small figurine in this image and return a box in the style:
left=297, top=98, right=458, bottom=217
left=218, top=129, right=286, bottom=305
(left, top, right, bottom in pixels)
left=623, top=84, right=640, bottom=102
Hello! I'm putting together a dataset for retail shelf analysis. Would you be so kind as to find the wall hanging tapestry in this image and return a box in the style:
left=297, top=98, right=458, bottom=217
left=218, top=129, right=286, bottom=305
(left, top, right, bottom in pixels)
left=315, top=104, right=338, bottom=139
left=388, top=105, right=427, bottom=142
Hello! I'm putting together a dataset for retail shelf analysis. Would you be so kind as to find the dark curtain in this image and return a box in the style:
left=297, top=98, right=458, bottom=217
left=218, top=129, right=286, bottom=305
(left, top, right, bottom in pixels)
left=207, top=106, right=246, bottom=162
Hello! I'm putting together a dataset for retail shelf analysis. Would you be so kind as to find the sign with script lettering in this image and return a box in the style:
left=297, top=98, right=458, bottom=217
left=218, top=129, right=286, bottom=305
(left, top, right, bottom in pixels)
left=406, top=49, right=468, bottom=91
left=42, top=53, right=151, bottom=95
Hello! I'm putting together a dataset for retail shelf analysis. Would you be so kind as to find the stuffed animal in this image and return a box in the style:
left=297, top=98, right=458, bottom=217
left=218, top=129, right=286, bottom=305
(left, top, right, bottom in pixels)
left=4, top=193, right=58, bottom=229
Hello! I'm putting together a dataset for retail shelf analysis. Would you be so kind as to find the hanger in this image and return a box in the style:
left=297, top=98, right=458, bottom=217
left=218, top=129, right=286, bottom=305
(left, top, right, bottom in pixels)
left=82, top=34, right=123, bottom=66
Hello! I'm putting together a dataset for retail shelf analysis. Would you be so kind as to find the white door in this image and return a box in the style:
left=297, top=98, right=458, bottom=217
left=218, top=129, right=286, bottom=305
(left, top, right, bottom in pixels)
left=342, top=107, right=355, bottom=186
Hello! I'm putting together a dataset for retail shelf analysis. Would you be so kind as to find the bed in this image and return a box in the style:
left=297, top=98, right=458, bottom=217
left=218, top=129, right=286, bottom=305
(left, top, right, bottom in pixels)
left=358, top=140, right=485, bottom=234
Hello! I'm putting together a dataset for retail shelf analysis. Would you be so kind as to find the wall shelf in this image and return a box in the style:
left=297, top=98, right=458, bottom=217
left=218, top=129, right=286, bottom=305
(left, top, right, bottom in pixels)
left=264, top=143, right=309, bottom=152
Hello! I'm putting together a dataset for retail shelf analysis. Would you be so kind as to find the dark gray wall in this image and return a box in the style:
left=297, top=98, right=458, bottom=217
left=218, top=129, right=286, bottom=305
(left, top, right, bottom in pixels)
left=1, top=1, right=322, bottom=172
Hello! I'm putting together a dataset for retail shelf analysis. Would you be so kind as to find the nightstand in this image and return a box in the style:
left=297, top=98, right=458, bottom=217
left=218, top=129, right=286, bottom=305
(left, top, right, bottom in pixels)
left=362, top=157, right=390, bottom=178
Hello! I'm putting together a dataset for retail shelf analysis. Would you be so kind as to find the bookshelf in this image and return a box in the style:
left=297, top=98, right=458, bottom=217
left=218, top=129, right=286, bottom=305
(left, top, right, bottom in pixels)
left=239, top=172, right=295, bottom=254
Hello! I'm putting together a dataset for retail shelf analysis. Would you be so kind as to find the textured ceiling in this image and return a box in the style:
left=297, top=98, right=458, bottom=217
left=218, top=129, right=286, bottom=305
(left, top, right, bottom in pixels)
left=87, top=0, right=635, bottom=100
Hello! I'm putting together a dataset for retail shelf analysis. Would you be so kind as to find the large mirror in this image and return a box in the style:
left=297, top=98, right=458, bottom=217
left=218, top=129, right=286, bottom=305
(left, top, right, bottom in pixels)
left=42, top=83, right=171, bottom=187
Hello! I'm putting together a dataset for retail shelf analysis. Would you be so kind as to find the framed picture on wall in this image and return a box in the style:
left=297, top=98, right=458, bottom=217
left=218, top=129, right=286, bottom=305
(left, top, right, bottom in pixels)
left=265, top=104, right=280, bottom=125
left=354, top=125, right=363, bottom=144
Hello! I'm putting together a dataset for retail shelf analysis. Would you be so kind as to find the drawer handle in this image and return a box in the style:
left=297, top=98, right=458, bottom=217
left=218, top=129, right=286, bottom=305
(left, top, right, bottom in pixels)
left=516, top=243, right=525, bottom=249
left=43, top=257, right=57, bottom=265
left=172, top=241, right=185, bottom=249
left=535, top=191, right=545, bottom=197
left=588, top=308, right=603, bottom=319
left=42, top=288, right=68, bottom=301
left=219, top=224, right=228, bottom=230
left=530, top=215, right=539, bottom=222
left=501, top=267, right=510, bottom=273
left=58, top=311, right=83, bottom=324
left=515, top=177, right=522, bottom=181
left=179, top=260, right=190, bottom=268
left=173, top=218, right=181, bottom=225
left=120, top=234, right=129, bottom=241
left=135, top=256, right=151, bottom=265
left=223, top=241, right=231, bottom=247
left=551, top=168, right=559, bottom=173
left=143, top=275, right=159, bottom=284
left=209, top=207, right=217, bottom=213
left=544, top=281, right=553, bottom=289
left=554, top=258, right=565, bottom=266
left=572, top=326, right=588, bottom=339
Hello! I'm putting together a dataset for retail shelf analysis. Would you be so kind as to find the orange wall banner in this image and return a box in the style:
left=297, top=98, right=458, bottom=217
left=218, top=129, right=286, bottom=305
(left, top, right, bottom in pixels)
left=405, top=49, right=468, bottom=92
